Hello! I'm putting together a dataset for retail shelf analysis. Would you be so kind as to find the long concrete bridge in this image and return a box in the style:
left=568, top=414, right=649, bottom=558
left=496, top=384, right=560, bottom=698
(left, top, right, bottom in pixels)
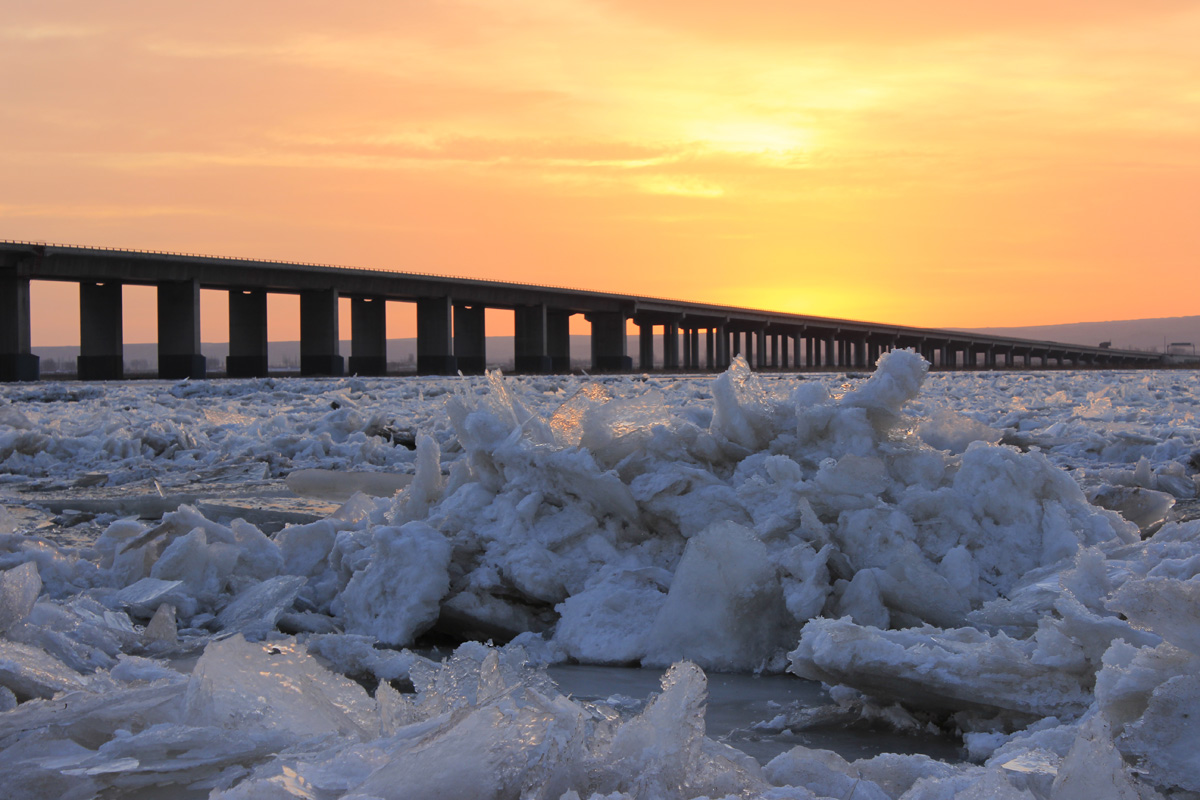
left=0, top=240, right=1162, bottom=381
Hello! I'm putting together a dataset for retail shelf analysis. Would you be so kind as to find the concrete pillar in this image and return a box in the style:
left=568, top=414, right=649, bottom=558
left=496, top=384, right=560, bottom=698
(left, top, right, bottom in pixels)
left=689, top=328, right=700, bottom=370
left=769, top=334, right=779, bottom=368
left=453, top=303, right=486, bottom=374
left=639, top=323, right=655, bottom=370
left=681, top=326, right=693, bottom=370
left=794, top=333, right=803, bottom=368
left=78, top=281, right=123, bottom=380
left=415, top=296, right=456, bottom=375
left=706, top=329, right=715, bottom=370
left=731, top=330, right=741, bottom=358
left=825, top=335, right=837, bottom=367
left=0, top=274, right=38, bottom=381
left=663, top=320, right=680, bottom=369
left=548, top=310, right=571, bottom=372
left=588, top=311, right=631, bottom=371
left=227, top=289, right=268, bottom=377
left=756, top=329, right=768, bottom=369
left=349, top=297, right=387, bottom=376
left=515, top=304, right=552, bottom=373
left=157, top=279, right=205, bottom=379
left=807, top=337, right=816, bottom=369
left=716, top=324, right=729, bottom=368
left=301, top=288, right=344, bottom=376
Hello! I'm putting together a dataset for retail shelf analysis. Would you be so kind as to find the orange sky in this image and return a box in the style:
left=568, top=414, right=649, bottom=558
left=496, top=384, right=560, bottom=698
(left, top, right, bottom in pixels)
left=3, top=1, right=1199, bottom=345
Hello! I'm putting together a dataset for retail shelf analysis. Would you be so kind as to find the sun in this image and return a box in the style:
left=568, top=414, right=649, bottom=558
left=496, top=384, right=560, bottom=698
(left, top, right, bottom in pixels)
left=688, top=119, right=815, bottom=161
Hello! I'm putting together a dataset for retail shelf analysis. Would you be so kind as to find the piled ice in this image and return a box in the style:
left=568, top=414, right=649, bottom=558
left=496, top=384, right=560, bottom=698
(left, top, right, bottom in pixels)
left=0, top=354, right=1199, bottom=796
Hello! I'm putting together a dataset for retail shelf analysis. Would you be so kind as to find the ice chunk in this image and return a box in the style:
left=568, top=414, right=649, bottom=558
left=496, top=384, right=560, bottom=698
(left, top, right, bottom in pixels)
left=0, top=561, right=42, bottom=632
left=334, top=521, right=451, bottom=646
left=554, top=568, right=668, bottom=665
left=213, top=574, right=305, bottom=636
left=285, top=467, right=413, bottom=501
left=644, top=521, right=788, bottom=672
left=1116, top=674, right=1200, bottom=791
left=764, top=746, right=889, bottom=799
left=789, top=618, right=1092, bottom=718
left=1107, top=577, right=1200, bottom=655
left=0, top=640, right=89, bottom=700
left=918, top=408, right=1004, bottom=454
left=144, top=603, right=177, bottom=643
left=1050, top=715, right=1141, bottom=799
left=184, top=635, right=378, bottom=739
left=116, top=577, right=190, bottom=618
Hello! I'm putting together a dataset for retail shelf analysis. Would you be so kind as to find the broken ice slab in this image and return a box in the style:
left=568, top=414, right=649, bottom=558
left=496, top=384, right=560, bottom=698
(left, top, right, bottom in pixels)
left=285, top=468, right=413, bottom=501
left=213, top=575, right=306, bottom=636
left=0, top=562, right=42, bottom=633
left=0, top=640, right=89, bottom=700
left=36, top=495, right=200, bottom=519
left=116, top=578, right=188, bottom=618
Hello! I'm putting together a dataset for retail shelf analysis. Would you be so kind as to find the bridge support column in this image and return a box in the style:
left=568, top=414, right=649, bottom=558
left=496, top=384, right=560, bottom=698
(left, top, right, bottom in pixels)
left=716, top=324, right=729, bottom=368
left=769, top=334, right=778, bottom=368
left=157, top=279, right=205, bottom=380
left=415, top=296, right=456, bottom=375
left=548, top=310, right=571, bottom=372
left=349, top=297, right=387, bottom=376
left=588, top=311, right=631, bottom=371
left=756, top=329, right=767, bottom=369
left=515, top=304, right=552, bottom=373
left=663, top=320, right=680, bottom=369
left=681, top=327, right=692, bottom=370
left=227, top=289, right=268, bottom=377
left=689, top=328, right=701, bottom=370
left=78, top=281, right=123, bottom=380
left=638, top=323, right=654, bottom=370
left=453, top=304, right=486, bottom=374
left=301, top=289, right=344, bottom=376
left=706, top=329, right=715, bottom=370
left=0, top=274, right=38, bottom=381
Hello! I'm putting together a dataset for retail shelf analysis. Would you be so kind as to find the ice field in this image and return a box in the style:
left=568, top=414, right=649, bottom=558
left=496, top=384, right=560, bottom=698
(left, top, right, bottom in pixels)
left=0, top=352, right=1198, bottom=798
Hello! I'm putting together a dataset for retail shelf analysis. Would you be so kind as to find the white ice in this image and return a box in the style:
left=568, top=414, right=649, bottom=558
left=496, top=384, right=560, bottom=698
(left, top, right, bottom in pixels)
left=2, top=356, right=1200, bottom=796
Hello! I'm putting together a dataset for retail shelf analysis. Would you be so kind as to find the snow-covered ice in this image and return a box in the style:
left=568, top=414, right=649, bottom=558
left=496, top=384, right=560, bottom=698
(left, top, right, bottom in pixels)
left=1, top=354, right=1199, bottom=797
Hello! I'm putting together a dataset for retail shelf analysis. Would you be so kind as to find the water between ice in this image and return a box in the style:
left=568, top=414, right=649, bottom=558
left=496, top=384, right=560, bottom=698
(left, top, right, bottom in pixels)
left=545, top=664, right=965, bottom=765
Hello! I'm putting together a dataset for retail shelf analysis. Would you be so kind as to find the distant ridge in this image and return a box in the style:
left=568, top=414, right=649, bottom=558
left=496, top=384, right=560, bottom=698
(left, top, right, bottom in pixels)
left=962, top=315, right=1200, bottom=354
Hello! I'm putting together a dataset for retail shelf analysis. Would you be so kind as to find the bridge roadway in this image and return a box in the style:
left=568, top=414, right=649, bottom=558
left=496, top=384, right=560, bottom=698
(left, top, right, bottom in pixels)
left=0, top=240, right=1162, bottom=381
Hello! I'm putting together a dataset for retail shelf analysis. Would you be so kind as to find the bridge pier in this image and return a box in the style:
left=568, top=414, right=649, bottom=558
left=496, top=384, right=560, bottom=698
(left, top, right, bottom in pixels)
left=716, top=324, right=729, bottom=368
left=0, top=274, right=38, bottom=381
left=638, top=323, right=654, bottom=370
left=227, top=289, right=268, bottom=377
left=453, top=303, right=486, bottom=374
left=349, top=297, right=387, bottom=376
left=78, top=281, right=123, bottom=380
left=415, top=296, right=456, bottom=375
left=157, top=279, right=206, bottom=380
left=515, top=304, right=552, bottom=373
left=548, top=310, right=571, bottom=372
left=588, top=311, right=631, bottom=371
left=663, top=320, right=680, bottom=369
left=300, top=289, right=344, bottom=376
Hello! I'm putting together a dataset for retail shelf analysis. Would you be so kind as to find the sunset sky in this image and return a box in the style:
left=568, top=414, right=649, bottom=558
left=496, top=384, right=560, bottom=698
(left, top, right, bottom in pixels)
left=3, top=2, right=1199, bottom=345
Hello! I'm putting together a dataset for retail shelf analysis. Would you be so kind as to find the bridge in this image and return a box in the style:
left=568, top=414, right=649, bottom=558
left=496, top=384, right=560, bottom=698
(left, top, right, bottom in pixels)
left=0, top=240, right=1163, bottom=381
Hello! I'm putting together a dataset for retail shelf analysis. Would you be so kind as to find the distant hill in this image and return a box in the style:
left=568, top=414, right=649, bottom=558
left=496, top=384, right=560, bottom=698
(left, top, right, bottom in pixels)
left=961, top=316, right=1200, bottom=354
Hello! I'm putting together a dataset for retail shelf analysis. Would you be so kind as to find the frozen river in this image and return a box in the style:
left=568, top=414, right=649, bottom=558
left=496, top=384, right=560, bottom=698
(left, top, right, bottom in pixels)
left=0, top=356, right=1197, bottom=798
